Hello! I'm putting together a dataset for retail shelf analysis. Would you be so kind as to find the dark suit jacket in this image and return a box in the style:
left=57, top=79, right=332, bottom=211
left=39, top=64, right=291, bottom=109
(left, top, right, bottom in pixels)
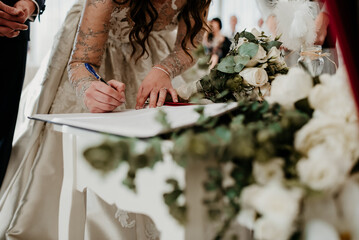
left=1, top=0, right=46, bottom=41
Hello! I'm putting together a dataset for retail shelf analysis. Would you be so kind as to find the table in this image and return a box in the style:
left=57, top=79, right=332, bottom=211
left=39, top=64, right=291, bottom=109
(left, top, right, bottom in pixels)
left=31, top=103, right=241, bottom=239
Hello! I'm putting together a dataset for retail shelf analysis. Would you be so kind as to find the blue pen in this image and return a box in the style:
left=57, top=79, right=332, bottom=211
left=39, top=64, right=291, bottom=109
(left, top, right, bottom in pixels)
left=84, top=63, right=110, bottom=86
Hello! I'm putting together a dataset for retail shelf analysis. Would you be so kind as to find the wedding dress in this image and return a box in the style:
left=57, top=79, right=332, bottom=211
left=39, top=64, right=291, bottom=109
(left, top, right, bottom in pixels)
left=0, top=0, right=201, bottom=239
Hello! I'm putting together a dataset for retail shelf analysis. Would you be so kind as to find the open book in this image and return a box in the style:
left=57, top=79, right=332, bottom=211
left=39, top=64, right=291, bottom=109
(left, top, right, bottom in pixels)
left=30, top=103, right=238, bottom=138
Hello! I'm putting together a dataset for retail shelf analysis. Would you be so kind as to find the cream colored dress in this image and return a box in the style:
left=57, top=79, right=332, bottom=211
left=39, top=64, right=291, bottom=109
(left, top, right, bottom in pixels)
left=0, top=0, right=202, bottom=239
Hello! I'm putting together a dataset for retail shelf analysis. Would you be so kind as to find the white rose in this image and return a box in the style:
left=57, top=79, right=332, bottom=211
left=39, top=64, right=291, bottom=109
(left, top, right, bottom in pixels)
left=309, top=68, right=358, bottom=122
left=297, top=145, right=346, bottom=191
left=267, top=47, right=287, bottom=71
left=250, top=183, right=302, bottom=220
left=246, top=44, right=267, bottom=67
left=236, top=208, right=256, bottom=230
left=239, top=68, right=269, bottom=87
left=253, top=158, right=284, bottom=185
left=266, top=47, right=281, bottom=60
left=265, top=67, right=313, bottom=109
left=240, top=184, right=302, bottom=240
left=304, top=220, right=340, bottom=240
left=295, top=118, right=359, bottom=171
left=254, top=217, right=293, bottom=240
left=240, top=184, right=261, bottom=209
left=251, top=28, right=262, bottom=38
left=253, top=82, right=271, bottom=101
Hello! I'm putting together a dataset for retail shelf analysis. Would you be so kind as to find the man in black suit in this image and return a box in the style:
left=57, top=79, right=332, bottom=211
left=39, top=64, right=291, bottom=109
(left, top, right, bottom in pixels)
left=0, top=0, right=45, bottom=188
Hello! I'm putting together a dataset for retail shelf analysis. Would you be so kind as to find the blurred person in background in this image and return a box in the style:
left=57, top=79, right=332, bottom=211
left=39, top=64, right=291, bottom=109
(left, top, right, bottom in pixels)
left=203, top=17, right=231, bottom=68
left=227, top=15, right=238, bottom=39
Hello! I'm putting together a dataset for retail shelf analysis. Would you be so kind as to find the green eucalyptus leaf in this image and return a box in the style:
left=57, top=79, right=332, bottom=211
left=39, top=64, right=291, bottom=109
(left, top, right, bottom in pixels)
left=234, top=55, right=250, bottom=65
left=239, top=42, right=259, bottom=58
left=261, top=40, right=282, bottom=52
left=238, top=30, right=256, bottom=42
left=217, top=56, right=236, bottom=74
left=234, top=63, right=245, bottom=73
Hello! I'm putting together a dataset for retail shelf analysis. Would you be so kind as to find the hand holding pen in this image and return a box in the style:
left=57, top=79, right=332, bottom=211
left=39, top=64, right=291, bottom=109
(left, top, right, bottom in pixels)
left=83, top=63, right=126, bottom=113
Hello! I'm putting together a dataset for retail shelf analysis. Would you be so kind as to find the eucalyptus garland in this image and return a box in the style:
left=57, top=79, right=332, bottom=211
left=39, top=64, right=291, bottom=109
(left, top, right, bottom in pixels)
left=84, top=100, right=310, bottom=239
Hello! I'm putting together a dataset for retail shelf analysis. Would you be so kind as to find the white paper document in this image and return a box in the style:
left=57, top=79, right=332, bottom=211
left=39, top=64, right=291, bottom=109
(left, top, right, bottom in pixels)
left=30, top=103, right=238, bottom=138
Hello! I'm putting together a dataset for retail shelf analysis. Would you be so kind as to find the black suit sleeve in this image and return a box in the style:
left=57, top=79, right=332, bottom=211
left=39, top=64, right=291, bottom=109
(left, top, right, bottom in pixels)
left=34, top=0, right=45, bottom=15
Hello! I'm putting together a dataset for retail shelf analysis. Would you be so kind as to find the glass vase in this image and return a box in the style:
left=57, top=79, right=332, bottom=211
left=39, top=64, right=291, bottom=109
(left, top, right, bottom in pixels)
left=297, top=45, right=325, bottom=77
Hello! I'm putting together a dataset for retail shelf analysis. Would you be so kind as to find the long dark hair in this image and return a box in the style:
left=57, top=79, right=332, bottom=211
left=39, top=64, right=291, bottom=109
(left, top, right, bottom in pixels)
left=113, top=0, right=211, bottom=59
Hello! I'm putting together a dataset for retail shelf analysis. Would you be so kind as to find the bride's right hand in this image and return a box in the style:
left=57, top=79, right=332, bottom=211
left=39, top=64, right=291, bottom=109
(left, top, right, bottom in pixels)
left=84, top=80, right=126, bottom=113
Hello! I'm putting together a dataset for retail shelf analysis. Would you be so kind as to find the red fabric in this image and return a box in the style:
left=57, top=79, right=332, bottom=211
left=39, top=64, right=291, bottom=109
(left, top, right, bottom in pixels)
left=325, top=0, right=359, bottom=112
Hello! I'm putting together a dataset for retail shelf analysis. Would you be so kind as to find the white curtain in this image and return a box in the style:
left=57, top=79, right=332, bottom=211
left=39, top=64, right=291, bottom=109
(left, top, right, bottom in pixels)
left=208, top=0, right=262, bottom=35
left=27, top=0, right=77, bottom=68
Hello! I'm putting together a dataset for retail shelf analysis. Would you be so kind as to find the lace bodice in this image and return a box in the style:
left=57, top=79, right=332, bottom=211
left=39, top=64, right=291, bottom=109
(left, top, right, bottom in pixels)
left=68, top=0, right=204, bottom=107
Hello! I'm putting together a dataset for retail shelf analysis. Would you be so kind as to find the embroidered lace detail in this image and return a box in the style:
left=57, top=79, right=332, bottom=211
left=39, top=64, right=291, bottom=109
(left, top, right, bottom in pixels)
left=108, top=7, right=131, bottom=46
left=115, top=209, right=136, bottom=228
left=171, top=0, right=178, bottom=10
left=50, top=80, right=85, bottom=114
left=145, top=218, right=160, bottom=240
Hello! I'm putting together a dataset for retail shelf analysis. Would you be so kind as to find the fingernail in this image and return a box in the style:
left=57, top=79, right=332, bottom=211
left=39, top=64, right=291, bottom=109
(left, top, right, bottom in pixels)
left=120, top=98, right=126, bottom=103
left=135, top=106, right=139, bottom=110
left=174, top=99, right=178, bottom=103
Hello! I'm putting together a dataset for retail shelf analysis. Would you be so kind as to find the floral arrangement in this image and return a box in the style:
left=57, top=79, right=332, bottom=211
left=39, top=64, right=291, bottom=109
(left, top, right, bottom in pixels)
left=178, top=29, right=288, bottom=103
left=237, top=67, right=359, bottom=240
left=83, top=30, right=359, bottom=239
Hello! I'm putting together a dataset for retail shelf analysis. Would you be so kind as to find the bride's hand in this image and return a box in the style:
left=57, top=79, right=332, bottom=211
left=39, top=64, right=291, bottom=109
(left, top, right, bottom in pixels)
left=135, top=68, right=178, bottom=109
left=84, top=80, right=126, bottom=113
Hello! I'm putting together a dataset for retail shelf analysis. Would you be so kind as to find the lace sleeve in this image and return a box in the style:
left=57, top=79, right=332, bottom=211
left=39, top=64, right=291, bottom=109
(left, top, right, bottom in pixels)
left=68, top=0, right=116, bottom=101
left=158, top=15, right=206, bottom=79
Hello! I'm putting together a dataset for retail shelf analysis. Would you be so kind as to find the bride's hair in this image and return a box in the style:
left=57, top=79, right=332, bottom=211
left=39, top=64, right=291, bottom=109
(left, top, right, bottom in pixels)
left=113, top=0, right=211, bottom=60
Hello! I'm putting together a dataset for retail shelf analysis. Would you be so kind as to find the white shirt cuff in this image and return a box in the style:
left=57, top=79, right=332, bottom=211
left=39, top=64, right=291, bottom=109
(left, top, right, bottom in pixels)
left=28, top=0, right=40, bottom=21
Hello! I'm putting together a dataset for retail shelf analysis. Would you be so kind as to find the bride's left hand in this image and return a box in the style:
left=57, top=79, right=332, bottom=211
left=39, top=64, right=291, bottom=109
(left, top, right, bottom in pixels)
left=136, top=68, right=178, bottom=109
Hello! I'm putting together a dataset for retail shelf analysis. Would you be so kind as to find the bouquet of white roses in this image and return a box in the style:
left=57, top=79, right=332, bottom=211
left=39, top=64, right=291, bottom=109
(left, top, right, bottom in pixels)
left=177, top=29, right=288, bottom=103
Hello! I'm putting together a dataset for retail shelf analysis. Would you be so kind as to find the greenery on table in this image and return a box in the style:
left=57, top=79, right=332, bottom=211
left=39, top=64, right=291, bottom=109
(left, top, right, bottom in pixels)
left=84, top=100, right=310, bottom=239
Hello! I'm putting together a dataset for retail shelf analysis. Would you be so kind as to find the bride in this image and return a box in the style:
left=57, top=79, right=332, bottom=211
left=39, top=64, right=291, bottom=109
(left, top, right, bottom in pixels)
left=0, top=0, right=210, bottom=239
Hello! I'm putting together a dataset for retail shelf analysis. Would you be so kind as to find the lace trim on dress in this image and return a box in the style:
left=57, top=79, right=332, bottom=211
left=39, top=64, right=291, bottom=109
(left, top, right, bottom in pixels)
left=115, top=209, right=136, bottom=228
left=145, top=218, right=161, bottom=240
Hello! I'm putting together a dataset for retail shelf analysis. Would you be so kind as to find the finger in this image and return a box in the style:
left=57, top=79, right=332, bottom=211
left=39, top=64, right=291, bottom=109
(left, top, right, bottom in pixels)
left=91, top=107, right=105, bottom=113
left=108, top=80, right=125, bottom=92
left=168, top=88, right=178, bottom=103
left=93, top=81, right=124, bottom=103
left=157, top=88, right=168, bottom=107
left=0, top=10, right=22, bottom=21
left=0, top=18, right=28, bottom=30
left=0, top=26, right=16, bottom=38
left=107, top=80, right=126, bottom=102
left=86, top=98, right=117, bottom=113
left=0, top=2, right=22, bottom=16
left=149, top=89, right=159, bottom=108
left=136, top=87, right=149, bottom=110
left=8, top=30, right=20, bottom=38
left=92, top=90, right=122, bottom=107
